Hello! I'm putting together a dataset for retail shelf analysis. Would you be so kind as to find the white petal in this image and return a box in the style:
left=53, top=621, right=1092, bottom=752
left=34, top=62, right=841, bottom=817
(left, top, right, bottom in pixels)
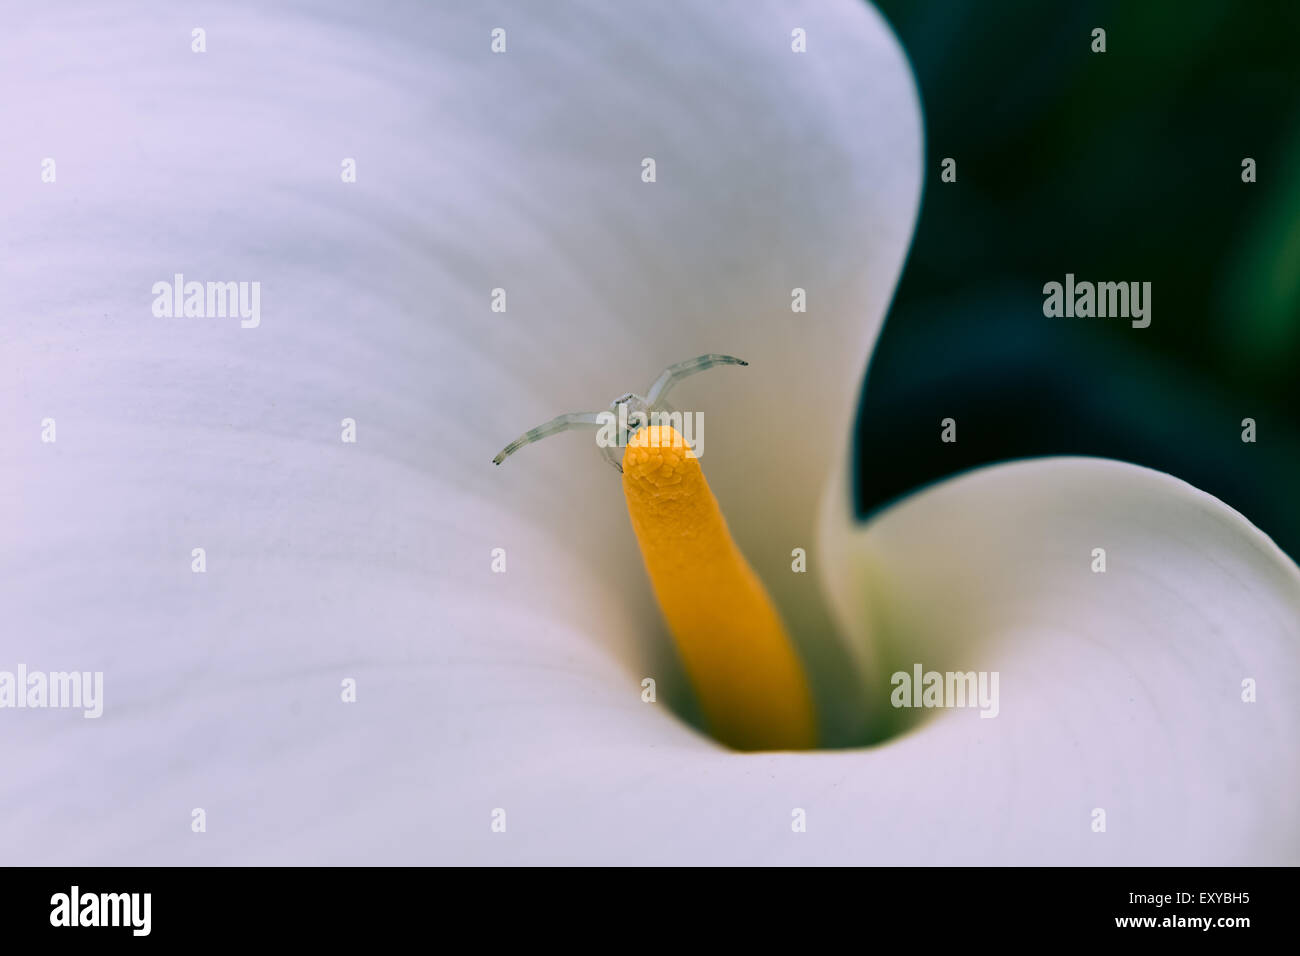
left=0, top=1, right=921, bottom=861
left=816, top=457, right=1300, bottom=864
left=279, top=458, right=1296, bottom=865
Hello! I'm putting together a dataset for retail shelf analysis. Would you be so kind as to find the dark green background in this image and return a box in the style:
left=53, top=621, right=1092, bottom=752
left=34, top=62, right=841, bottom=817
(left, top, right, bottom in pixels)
left=857, top=0, right=1299, bottom=558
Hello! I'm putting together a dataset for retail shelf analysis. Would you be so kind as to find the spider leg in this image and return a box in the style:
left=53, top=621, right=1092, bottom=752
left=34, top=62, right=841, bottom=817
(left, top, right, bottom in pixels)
left=492, top=412, right=604, bottom=465
left=644, top=354, right=748, bottom=407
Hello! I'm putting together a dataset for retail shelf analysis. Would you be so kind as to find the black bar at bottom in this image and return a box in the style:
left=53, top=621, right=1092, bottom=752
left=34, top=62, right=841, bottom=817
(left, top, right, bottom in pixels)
left=0, top=866, right=1285, bottom=942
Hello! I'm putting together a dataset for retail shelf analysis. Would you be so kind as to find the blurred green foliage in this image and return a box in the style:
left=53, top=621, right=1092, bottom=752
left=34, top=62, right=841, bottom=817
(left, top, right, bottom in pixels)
left=859, top=0, right=1300, bottom=557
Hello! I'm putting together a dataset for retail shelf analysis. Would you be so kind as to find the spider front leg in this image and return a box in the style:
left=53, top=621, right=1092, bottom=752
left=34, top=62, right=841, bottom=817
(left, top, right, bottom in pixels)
left=644, top=354, right=748, bottom=406
left=492, top=411, right=604, bottom=465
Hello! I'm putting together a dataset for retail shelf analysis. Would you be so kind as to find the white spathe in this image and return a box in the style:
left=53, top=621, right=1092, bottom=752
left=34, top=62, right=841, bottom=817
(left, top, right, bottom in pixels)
left=0, top=1, right=1295, bottom=865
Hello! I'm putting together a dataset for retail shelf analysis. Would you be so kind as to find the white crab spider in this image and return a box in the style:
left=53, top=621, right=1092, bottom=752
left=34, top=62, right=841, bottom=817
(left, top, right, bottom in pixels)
left=492, top=354, right=748, bottom=472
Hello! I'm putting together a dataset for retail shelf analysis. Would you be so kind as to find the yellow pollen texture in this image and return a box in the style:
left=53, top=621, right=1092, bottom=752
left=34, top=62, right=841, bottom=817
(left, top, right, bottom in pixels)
left=621, top=426, right=817, bottom=751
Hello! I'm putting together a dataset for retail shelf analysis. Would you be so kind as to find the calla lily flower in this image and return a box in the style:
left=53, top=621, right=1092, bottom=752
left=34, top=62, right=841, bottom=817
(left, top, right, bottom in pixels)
left=3, top=0, right=1297, bottom=865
